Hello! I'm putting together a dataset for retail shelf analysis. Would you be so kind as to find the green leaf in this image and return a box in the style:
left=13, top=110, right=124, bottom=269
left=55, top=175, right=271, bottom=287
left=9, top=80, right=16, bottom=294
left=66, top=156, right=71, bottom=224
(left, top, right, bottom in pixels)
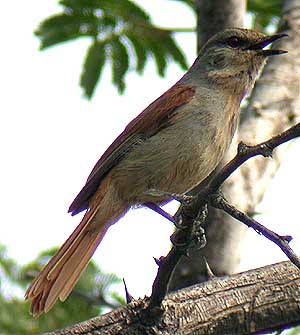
left=61, top=0, right=150, bottom=22
left=247, top=0, right=281, bottom=30
left=163, top=35, right=188, bottom=70
left=80, top=40, right=106, bottom=98
left=139, top=28, right=170, bottom=76
left=111, top=39, right=129, bottom=93
left=248, top=0, right=281, bottom=17
left=100, top=0, right=150, bottom=22
left=60, top=0, right=100, bottom=11
left=284, top=326, right=300, bottom=335
left=35, top=0, right=190, bottom=96
left=126, top=34, right=148, bottom=73
left=35, top=13, right=98, bottom=49
left=119, top=0, right=150, bottom=21
left=128, top=23, right=188, bottom=76
left=148, top=39, right=167, bottom=76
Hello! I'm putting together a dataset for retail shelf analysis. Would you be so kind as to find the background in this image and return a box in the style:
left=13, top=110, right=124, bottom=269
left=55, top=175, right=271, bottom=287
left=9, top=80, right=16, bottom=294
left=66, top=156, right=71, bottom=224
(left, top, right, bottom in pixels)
left=0, top=0, right=299, bottom=327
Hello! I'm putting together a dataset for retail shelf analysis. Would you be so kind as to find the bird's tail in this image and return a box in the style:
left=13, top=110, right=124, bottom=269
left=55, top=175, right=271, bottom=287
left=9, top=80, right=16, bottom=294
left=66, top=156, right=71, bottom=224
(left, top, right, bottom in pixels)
left=25, top=181, right=128, bottom=317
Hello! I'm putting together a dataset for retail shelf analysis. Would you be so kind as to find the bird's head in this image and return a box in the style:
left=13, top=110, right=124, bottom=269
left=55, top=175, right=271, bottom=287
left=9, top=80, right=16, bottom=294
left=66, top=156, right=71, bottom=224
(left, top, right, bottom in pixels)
left=194, top=28, right=287, bottom=95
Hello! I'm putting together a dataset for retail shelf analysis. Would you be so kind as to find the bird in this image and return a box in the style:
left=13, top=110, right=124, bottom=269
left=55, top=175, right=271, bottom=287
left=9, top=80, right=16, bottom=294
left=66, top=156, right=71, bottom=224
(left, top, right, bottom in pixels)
left=25, top=28, right=287, bottom=317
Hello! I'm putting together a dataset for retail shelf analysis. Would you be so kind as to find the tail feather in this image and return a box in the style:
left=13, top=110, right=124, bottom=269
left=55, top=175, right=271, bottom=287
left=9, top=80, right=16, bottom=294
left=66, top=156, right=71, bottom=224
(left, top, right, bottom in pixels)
left=25, top=211, right=104, bottom=317
left=47, top=210, right=99, bottom=282
left=33, top=283, right=52, bottom=317
left=26, top=208, right=97, bottom=301
left=44, top=230, right=104, bottom=313
left=58, top=232, right=103, bottom=302
left=25, top=182, right=128, bottom=317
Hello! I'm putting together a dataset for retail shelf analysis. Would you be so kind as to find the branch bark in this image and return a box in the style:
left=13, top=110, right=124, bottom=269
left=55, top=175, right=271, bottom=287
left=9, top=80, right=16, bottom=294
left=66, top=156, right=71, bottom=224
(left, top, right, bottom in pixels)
left=170, top=0, right=300, bottom=290
left=42, top=261, right=300, bottom=335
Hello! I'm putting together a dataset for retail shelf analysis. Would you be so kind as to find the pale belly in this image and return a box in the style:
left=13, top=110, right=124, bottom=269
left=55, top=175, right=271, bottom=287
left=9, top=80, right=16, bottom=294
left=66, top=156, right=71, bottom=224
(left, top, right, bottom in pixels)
left=111, top=113, right=235, bottom=204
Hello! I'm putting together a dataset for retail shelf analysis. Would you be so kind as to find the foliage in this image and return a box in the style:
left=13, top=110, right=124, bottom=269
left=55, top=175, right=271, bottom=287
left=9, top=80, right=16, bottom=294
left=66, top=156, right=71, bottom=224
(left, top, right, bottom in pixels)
left=35, top=0, right=189, bottom=98
left=283, top=326, right=300, bottom=335
left=0, top=245, right=124, bottom=335
left=248, top=0, right=281, bottom=31
left=35, top=0, right=283, bottom=99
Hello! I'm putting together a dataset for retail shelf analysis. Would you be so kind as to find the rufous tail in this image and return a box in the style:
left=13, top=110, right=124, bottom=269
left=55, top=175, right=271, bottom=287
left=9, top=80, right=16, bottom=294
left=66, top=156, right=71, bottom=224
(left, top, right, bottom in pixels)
left=25, top=184, right=128, bottom=317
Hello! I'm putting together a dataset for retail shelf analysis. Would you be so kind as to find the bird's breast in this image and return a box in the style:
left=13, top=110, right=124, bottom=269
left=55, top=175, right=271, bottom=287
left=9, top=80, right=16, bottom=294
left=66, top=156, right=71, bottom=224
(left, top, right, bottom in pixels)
left=112, top=91, right=240, bottom=203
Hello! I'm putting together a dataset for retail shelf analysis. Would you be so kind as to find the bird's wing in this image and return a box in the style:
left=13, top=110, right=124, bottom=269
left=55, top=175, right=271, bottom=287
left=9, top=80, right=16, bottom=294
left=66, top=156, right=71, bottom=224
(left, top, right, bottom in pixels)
left=68, top=84, right=195, bottom=215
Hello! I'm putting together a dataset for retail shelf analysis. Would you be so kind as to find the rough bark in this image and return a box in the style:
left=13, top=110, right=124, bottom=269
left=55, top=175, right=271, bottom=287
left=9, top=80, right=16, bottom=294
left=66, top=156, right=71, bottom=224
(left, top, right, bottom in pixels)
left=169, top=0, right=300, bottom=290
left=42, top=261, right=300, bottom=335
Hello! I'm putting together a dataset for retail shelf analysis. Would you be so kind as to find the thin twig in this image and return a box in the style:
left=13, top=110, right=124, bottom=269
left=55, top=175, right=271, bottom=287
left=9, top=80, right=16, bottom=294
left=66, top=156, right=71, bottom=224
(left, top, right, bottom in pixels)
left=123, top=278, right=133, bottom=303
left=209, top=191, right=300, bottom=269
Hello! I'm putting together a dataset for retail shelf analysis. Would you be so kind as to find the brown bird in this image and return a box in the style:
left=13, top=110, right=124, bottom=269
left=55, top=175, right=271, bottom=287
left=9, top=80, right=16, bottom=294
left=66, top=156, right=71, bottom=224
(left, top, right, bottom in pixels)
left=25, top=28, right=287, bottom=316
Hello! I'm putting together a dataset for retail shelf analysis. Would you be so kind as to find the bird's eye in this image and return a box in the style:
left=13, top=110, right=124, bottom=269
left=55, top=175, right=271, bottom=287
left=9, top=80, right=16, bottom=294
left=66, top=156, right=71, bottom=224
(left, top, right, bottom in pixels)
left=228, top=36, right=240, bottom=48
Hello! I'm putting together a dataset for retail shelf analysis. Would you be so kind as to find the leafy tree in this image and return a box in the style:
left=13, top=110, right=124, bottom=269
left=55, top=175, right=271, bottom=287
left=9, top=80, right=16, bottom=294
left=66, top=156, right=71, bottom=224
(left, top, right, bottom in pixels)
left=35, top=0, right=189, bottom=98
left=35, top=0, right=283, bottom=98
left=0, top=245, right=123, bottom=334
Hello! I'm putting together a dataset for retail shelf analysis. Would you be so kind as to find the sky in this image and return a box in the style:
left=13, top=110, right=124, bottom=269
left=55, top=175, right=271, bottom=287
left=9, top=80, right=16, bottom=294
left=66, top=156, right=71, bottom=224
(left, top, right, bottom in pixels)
left=1, top=0, right=300, bottom=303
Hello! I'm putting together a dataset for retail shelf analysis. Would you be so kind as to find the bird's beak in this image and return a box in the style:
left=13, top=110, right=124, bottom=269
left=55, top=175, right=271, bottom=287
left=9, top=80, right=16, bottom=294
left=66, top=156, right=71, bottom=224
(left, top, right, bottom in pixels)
left=247, top=33, right=288, bottom=56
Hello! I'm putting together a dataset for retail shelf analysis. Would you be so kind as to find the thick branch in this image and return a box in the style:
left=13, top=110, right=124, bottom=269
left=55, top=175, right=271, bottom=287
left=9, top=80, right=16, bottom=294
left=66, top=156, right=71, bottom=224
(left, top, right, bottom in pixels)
left=42, top=261, right=300, bottom=335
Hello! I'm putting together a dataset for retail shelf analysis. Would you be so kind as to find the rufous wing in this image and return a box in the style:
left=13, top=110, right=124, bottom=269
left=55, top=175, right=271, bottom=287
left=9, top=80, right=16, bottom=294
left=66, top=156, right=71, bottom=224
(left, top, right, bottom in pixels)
left=68, top=84, right=195, bottom=215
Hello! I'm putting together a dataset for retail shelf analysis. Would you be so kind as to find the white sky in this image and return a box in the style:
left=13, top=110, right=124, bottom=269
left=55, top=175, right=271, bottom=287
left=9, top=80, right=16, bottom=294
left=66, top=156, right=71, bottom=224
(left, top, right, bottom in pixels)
left=1, top=0, right=300, bottom=302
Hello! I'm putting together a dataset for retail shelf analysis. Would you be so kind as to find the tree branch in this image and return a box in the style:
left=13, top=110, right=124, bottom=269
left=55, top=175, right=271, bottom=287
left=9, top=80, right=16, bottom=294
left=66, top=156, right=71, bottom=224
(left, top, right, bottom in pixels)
left=148, top=122, right=300, bottom=310
left=209, top=192, right=299, bottom=267
left=42, top=261, right=300, bottom=335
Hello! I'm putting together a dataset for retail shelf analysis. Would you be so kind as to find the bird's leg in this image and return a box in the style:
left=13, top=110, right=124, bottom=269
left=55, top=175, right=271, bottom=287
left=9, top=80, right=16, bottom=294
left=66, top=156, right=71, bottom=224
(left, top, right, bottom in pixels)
left=186, top=205, right=207, bottom=256
left=145, top=189, right=207, bottom=254
left=145, top=202, right=176, bottom=224
left=171, top=204, right=208, bottom=254
left=145, top=189, right=196, bottom=226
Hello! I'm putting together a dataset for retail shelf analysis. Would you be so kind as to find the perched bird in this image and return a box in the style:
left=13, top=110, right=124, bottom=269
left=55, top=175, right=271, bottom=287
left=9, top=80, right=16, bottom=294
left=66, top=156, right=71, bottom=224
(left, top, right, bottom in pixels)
left=25, top=28, right=287, bottom=316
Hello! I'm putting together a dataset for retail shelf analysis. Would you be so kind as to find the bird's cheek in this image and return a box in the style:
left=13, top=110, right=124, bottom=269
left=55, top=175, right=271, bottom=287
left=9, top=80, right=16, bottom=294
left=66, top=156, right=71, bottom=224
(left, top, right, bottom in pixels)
left=211, top=54, right=226, bottom=68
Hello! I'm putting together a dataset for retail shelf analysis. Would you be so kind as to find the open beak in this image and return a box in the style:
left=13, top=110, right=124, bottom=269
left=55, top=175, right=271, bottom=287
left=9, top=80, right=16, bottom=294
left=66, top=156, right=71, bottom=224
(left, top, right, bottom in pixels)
left=247, top=33, right=288, bottom=56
